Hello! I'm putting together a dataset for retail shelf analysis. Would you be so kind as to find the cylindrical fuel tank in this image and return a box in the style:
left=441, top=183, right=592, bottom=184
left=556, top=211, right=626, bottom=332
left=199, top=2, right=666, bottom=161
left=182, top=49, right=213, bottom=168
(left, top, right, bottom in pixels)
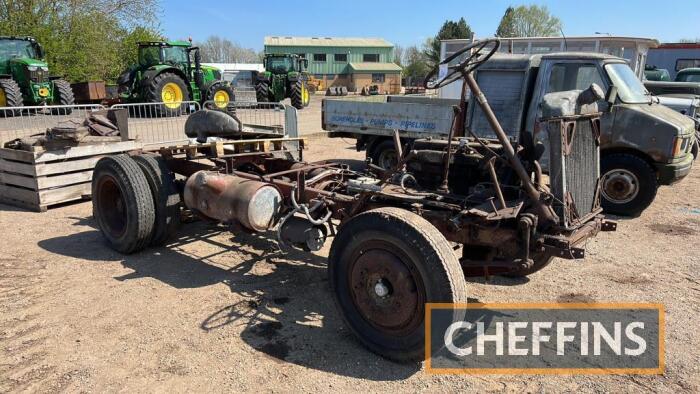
left=184, top=171, right=282, bottom=231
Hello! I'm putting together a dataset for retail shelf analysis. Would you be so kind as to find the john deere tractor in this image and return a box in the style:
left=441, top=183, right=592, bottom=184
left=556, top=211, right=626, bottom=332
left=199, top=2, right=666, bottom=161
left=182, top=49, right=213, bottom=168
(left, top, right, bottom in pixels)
left=255, top=54, right=310, bottom=109
left=117, top=41, right=235, bottom=116
left=0, top=36, right=75, bottom=115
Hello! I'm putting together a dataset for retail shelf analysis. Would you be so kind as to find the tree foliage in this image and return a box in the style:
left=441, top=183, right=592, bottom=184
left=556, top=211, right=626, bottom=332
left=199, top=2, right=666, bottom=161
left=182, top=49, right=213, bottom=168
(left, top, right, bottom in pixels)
left=496, top=7, right=516, bottom=38
left=424, top=18, right=472, bottom=67
left=393, top=44, right=404, bottom=67
left=495, top=5, right=562, bottom=37
left=196, top=36, right=259, bottom=63
left=0, top=0, right=161, bottom=82
left=402, top=45, right=430, bottom=83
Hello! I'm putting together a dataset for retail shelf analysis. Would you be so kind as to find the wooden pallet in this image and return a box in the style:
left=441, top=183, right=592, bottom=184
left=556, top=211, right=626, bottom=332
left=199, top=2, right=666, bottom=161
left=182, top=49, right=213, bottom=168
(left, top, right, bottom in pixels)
left=145, top=137, right=306, bottom=160
left=0, top=141, right=137, bottom=212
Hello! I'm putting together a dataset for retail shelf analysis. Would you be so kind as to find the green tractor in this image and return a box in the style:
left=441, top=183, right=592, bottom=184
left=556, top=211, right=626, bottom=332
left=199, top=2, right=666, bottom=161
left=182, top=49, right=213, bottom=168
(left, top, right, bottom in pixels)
left=117, top=40, right=235, bottom=115
left=255, top=54, right=311, bottom=109
left=0, top=36, right=75, bottom=115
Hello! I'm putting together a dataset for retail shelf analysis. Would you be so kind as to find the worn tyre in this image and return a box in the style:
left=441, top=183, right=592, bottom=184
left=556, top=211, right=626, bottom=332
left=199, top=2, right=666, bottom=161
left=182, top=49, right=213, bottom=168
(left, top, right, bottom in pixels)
left=92, top=154, right=155, bottom=254
left=369, top=139, right=399, bottom=170
left=255, top=80, right=270, bottom=102
left=290, top=80, right=305, bottom=109
left=50, top=79, right=75, bottom=115
left=144, top=72, right=190, bottom=116
left=0, top=78, right=23, bottom=117
left=329, top=207, right=468, bottom=362
left=133, top=153, right=181, bottom=246
left=600, top=153, right=658, bottom=216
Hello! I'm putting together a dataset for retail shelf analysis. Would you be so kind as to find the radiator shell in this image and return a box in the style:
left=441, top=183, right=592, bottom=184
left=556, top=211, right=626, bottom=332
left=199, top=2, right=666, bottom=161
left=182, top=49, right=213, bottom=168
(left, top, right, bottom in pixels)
left=547, top=116, right=601, bottom=229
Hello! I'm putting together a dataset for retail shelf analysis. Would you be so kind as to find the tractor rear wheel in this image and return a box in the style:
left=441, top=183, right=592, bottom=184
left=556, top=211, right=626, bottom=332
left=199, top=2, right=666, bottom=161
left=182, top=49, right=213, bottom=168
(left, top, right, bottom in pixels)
left=290, top=80, right=305, bottom=109
left=144, top=72, right=190, bottom=117
left=50, top=79, right=75, bottom=115
left=133, top=153, right=181, bottom=246
left=328, top=207, right=468, bottom=362
left=206, top=82, right=236, bottom=112
left=92, top=155, right=155, bottom=254
left=0, top=78, right=23, bottom=117
left=255, top=80, right=270, bottom=103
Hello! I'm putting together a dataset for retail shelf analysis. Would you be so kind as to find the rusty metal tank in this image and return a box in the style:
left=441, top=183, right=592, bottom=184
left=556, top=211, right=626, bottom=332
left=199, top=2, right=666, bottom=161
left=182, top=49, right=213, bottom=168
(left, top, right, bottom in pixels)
left=184, top=171, right=282, bottom=231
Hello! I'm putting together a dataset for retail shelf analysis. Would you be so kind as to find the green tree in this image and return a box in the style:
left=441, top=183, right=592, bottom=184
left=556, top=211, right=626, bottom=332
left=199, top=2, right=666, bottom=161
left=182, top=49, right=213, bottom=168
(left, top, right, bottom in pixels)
left=0, top=0, right=161, bottom=82
left=495, top=5, right=562, bottom=37
left=424, top=18, right=473, bottom=67
left=496, top=7, right=516, bottom=37
left=403, top=45, right=430, bottom=82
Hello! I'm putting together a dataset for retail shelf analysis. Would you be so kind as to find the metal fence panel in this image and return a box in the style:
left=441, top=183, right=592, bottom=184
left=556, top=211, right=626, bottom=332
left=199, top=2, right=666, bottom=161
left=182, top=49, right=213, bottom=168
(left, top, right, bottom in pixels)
left=0, top=104, right=106, bottom=144
left=110, top=101, right=200, bottom=144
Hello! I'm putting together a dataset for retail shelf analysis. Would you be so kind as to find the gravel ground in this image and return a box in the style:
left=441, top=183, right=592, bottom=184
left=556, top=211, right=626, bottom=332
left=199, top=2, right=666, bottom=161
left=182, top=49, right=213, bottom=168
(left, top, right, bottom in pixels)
left=1, top=136, right=699, bottom=392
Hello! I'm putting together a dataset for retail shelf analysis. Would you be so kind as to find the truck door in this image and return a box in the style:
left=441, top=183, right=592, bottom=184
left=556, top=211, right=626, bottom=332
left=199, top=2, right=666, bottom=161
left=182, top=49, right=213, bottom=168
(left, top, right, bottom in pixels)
left=528, top=60, right=612, bottom=143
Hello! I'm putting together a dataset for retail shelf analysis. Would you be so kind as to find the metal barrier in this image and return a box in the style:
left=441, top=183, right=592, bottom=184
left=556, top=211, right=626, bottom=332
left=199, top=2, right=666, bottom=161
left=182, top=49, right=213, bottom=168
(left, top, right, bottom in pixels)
left=110, top=101, right=201, bottom=144
left=0, top=104, right=106, bottom=143
left=233, top=86, right=257, bottom=103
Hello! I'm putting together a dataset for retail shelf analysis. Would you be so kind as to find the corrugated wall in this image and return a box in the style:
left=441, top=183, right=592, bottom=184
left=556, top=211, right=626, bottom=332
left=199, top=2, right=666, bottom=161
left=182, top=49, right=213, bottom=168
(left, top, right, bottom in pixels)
left=264, top=45, right=394, bottom=75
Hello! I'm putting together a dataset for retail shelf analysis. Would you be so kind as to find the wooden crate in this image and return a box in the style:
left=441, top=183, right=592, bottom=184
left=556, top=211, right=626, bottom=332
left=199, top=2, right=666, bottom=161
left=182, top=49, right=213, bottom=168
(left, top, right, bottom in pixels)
left=0, top=141, right=137, bottom=212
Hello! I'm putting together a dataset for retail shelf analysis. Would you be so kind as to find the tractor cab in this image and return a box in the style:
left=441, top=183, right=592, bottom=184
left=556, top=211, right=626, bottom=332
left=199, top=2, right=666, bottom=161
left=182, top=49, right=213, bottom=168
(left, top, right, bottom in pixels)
left=263, top=54, right=308, bottom=75
left=137, top=41, right=194, bottom=73
left=0, top=37, right=44, bottom=63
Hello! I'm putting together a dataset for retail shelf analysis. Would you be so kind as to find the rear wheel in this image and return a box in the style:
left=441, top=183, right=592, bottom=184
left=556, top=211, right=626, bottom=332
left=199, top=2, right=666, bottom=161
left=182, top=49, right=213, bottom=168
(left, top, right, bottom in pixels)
left=290, top=80, right=305, bottom=109
left=369, top=139, right=399, bottom=170
left=0, top=78, right=23, bottom=117
left=255, top=80, right=270, bottom=103
left=50, top=79, right=75, bottom=115
left=329, top=207, right=468, bottom=362
left=600, top=153, right=658, bottom=216
left=92, top=155, right=155, bottom=254
left=133, top=153, right=181, bottom=246
left=144, top=72, right=190, bottom=116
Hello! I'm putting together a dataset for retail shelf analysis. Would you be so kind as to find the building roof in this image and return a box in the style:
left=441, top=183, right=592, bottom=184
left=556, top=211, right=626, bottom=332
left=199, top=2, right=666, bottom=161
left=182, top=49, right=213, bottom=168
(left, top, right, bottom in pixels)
left=441, top=36, right=659, bottom=47
left=264, top=36, right=393, bottom=48
left=348, top=62, right=402, bottom=73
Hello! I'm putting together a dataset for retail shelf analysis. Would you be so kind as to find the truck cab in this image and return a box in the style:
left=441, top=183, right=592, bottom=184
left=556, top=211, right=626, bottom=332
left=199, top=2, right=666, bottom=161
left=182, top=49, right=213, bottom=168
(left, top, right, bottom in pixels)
left=326, top=52, right=695, bottom=216
left=512, top=53, right=695, bottom=216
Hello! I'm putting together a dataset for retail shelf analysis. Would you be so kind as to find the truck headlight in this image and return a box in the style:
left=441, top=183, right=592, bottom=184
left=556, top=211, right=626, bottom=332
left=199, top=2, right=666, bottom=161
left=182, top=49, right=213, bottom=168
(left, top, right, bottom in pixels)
left=40, top=66, right=48, bottom=72
left=27, top=66, right=37, bottom=71
left=673, top=137, right=689, bottom=157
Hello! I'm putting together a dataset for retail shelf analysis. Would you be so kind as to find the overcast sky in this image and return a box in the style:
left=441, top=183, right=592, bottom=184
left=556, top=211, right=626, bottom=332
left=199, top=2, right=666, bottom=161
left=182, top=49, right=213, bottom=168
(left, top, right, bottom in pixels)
left=162, top=0, right=700, bottom=50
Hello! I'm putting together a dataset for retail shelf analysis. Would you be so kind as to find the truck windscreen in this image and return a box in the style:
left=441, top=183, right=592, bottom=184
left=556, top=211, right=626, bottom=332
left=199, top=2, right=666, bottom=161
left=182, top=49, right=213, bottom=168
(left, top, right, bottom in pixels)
left=605, top=63, right=650, bottom=104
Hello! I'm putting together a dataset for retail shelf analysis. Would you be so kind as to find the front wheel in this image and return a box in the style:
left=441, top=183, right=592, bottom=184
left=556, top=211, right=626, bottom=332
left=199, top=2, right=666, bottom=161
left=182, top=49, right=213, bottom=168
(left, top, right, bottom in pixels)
left=600, top=153, right=658, bottom=216
left=206, top=82, right=236, bottom=112
left=328, top=207, right=468, bottom=362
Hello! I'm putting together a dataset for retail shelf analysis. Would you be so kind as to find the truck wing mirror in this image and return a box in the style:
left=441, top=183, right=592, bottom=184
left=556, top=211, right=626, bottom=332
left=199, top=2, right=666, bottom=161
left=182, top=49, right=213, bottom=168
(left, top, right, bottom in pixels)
left=605, top=86, right=618, bottom=107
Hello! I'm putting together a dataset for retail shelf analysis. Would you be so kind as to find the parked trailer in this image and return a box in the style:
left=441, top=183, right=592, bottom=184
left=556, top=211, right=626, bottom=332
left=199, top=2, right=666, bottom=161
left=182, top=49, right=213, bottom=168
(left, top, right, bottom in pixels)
left=90, top=39, right=615, bottom=362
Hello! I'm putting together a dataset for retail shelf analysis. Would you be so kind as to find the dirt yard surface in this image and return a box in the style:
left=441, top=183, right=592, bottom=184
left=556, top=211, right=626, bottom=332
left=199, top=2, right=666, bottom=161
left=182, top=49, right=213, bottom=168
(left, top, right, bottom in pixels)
left=1, top=136, right=699, bottom=392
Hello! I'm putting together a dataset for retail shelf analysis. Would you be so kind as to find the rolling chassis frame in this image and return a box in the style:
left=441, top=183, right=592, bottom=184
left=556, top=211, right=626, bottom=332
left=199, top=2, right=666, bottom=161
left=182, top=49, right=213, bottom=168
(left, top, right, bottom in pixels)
left=148, top=135, right=613, bottom=277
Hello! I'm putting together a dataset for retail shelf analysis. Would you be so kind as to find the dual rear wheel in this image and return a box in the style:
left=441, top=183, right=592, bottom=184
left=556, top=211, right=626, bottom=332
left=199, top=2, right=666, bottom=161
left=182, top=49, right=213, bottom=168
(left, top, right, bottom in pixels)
left=92, top=154, right=181, bottom=254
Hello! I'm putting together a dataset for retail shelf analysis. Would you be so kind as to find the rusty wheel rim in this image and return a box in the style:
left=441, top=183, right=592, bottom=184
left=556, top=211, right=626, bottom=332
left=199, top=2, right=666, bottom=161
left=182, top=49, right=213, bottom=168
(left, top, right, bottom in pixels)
left=348, top=241, right=426, bottom=336
left=96, top=175, right=127, bottom=239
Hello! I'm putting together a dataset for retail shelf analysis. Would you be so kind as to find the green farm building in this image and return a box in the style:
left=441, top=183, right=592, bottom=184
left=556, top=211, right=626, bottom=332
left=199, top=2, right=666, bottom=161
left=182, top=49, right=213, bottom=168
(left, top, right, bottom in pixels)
left=263, top=36, right=402, bottom=94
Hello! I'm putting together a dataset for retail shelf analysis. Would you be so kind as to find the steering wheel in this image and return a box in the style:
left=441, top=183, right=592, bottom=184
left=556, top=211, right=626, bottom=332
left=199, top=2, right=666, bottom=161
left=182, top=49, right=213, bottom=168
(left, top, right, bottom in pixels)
left=424, top=38, right=501, bottom=90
